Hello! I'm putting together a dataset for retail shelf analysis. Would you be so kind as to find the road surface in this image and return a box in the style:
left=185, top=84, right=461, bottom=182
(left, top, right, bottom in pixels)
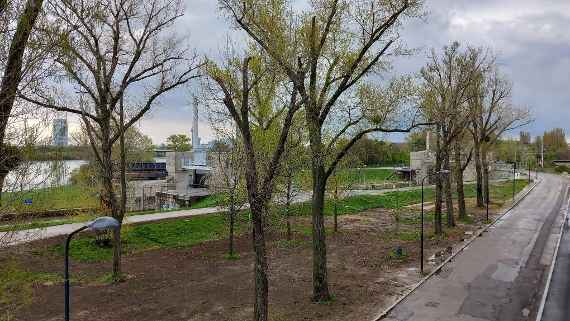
left=540, top=193, right=570, bottom=321
left=382, top=173, right=568, bottom=321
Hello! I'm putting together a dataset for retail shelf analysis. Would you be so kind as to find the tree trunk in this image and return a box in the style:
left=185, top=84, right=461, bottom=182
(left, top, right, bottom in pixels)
left=333, top=182, right=338, bottom=233
left=434, top=129, right=443, bottom=235
left=229, top=203, right=235, bottom=257
left=250, top=202, right=268, bottom=321
left=472, top=125, right=484, bottom=208
left=482, top=144, right=490, bottom=204
left=454, top=141, right=467, bottom=220
left=311, top=166, right=330, bottom=302
left=0, top=0, right=45, bottom=191
left=443, top=148, right=455, bottom=227
left=285, top=176, right=292, bottom=241
left=119, top=98, right=127, bottom=219
left=99, top=122, right=121, bottom=280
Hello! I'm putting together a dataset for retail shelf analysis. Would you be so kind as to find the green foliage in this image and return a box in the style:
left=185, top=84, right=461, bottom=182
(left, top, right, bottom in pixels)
left=52, top=214, right=231, bottom=262
left=190, top=194, right=225, bottom=209
left=1, top=185, right=99, bottom=213
left=555, top=165, right=570, bottom=173
left=166, top=134, right=191, bottom=152
left=24, top=145, right=91, bottom=161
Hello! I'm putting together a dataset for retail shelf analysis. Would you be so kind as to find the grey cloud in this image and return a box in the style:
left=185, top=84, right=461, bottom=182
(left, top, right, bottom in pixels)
left=137, top=0, right=570, bottom=144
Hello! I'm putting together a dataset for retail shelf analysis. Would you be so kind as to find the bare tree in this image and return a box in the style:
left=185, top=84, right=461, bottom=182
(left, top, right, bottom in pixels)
left=21, top=0, right=201, bottom=280
left=204, top=52, right=301, bottom=321
left=452, top=133, right=473, bottom=220
left=219, top=0, right=426, bottom=301
left=420, top=42, right=487, bottom=233
left=468, top=66, right=530, bottom=206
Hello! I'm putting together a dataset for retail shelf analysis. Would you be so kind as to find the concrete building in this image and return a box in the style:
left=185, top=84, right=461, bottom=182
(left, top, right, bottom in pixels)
left=125, top=102, right=214, bottom=211
left=410, top=131, right=481, bottom=184
left=52, top=118, right=68, bottom=146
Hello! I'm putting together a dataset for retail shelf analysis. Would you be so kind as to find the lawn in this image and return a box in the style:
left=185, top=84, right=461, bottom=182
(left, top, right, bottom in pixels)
left=53, top=214, right=232, bottom=262
left=57, top=180, right=528, bottom=262
left=1, top=185, right=99, bottom=213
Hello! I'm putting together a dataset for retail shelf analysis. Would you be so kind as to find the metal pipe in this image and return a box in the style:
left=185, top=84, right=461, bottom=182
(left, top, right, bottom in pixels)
left=64, top=226, right=88, bottom=321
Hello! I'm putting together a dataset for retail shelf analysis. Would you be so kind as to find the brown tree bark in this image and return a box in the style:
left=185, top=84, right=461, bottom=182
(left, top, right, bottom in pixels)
left=443, top=148, right=455, bottom=227
left=482, top=143, right=490, bottom=204
left=333, top=181, right=339, bottom=233
left=229, top=202, right=236, bottom=257
left=472, top=121, right=485, bottom=208
left=310, top=166, right=330, bottom=302
left=0, top=0, right=44, bottom=194
left=434, top=127, right=444, bottom=235
left=454, top=140, right=467, bottom=220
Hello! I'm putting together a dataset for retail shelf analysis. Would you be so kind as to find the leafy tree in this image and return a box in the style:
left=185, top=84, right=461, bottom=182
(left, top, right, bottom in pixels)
left=468, top=63, right=530, bottom=208
left=205, top=51, right=301, bottom=321
left=420, top=42, right=486, bottom=233
left=209, top=138, right=248, bottom=258
left=220, top=0, right=426, bottom=302
left=166, top=134, right=192, bottom=152
left=23, top=0, right=202, bottom=280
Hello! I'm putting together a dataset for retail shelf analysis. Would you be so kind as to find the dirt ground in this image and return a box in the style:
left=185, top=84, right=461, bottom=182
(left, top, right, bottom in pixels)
left=8, top=200, right=500, bottom=321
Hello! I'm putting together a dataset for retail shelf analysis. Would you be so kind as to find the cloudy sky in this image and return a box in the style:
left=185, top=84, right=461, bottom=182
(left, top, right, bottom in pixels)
left=112, top=0, right=570, bottom=145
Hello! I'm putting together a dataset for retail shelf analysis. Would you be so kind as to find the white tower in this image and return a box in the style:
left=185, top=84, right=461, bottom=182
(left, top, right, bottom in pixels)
left=191, top=98, right=200, bottom=148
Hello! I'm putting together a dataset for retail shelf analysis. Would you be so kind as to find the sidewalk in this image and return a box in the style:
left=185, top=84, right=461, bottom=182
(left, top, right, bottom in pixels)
left=0, top=179, right=520, bottom=248
left=380, top=173, right=566, bottom=321
left=0, top=206, right=220, bottom=246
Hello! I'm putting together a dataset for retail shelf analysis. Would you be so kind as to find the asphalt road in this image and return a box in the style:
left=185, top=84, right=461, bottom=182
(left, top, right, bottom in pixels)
left=541, top=198, right=570, bottom=321
left=382, top=173, right=568, bottom=321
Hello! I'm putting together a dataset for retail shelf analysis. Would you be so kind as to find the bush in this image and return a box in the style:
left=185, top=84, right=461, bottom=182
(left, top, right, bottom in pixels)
left=554, top=165, right=570, bottom=173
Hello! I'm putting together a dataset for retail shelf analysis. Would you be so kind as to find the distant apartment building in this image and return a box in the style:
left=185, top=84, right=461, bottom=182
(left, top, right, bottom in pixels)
left=52, top=118, right=69, bottom=146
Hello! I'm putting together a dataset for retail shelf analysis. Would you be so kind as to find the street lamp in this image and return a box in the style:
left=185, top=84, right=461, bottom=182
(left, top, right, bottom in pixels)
left=512, top=162, right=517, bottom=203
left=420, top=169, right=450, bottom=275
left=65, top=217, right=120, bottom=321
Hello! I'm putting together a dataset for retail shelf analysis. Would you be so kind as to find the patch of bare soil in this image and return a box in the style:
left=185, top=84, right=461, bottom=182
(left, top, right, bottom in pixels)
left=9, top=200, right=504, bottom=321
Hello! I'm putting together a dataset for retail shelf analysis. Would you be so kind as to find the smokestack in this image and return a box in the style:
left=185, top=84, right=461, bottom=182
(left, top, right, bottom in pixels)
left=426, top=131, right=431, bottom=151
left=192, top=97, right=200, bottom=148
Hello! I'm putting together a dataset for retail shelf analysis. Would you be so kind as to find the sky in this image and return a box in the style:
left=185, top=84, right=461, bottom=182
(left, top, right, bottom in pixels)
left=65, top=0, right=570, bottom=145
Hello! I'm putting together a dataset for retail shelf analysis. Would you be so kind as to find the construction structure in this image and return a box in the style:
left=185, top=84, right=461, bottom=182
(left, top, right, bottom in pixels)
left=125, top=102, right=214, bottom=211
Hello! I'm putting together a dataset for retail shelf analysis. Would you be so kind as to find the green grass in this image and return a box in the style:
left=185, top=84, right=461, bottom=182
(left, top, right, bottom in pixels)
left=47, top=180, right=529, bottom=262
left=190, top=194, right=224, bottom=209
left=1, top=185, right=99, bottom=213
left=54, top=214, right=233, bottom=262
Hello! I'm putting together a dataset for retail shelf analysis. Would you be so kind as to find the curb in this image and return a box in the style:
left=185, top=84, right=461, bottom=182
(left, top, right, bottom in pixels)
left=372, top=178, right=542, bottom=321
left=534, top=185, right=570, bottom=321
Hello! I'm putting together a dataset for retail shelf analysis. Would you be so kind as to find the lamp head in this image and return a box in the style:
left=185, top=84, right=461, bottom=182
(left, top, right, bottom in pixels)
left=86, top=216, right=120, bottom=231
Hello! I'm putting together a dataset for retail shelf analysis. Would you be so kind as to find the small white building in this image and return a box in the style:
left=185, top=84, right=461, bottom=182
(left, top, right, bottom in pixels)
left=126, top=102, right=214, bottom=211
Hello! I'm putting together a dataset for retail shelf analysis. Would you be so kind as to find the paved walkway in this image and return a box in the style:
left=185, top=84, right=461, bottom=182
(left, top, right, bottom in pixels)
left=0, top=207, right=220, bottom=246
left=0, top=178, right=520, bottom=247
left=382, top=173, right=567, bottom=321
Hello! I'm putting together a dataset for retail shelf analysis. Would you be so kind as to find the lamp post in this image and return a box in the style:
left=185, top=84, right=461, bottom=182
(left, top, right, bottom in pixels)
left=512, top=162, right=517, bottom=203
left=65, top=217, right=120, bottom=321
left=528, top=161, right=531, bottom=184
left=420, top=169, right=450, bottom=275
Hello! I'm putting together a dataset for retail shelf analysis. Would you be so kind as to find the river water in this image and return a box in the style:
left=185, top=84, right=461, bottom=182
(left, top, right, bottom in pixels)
left=3, top=160, right=88, bottom=192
